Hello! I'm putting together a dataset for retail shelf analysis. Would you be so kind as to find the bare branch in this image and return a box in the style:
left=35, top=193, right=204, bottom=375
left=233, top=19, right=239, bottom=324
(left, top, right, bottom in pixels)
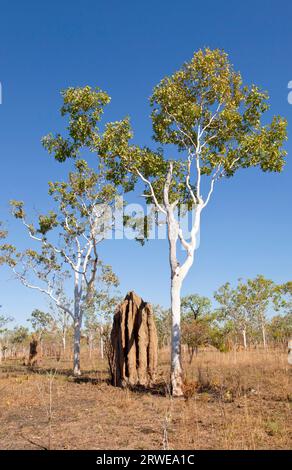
left=12, top=268, right=73, bottom=318
left=133, top=167, right=167, bottom=215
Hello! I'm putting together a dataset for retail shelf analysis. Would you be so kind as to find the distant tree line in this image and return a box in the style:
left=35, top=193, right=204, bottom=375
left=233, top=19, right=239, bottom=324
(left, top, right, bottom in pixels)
left=155, top=275, right=292, bottom=361
left=0, top=275, right=291, bottom=364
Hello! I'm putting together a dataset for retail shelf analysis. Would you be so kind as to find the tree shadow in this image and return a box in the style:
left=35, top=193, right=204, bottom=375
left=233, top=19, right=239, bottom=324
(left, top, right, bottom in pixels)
left=0, top=363, right=108, bottom=384
left=126, top=380, right=171, bottom=397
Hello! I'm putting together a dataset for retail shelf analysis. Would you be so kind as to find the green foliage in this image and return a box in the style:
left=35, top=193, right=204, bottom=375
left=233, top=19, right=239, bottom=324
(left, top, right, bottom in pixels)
left=214, top=275, right=284, bottom=348
left=41, top=85, right=133, bottom=196
left=267, top=313, right=292, bottom=344
left=98, top=48, right=287, bottom=217
left=154, top=305, right=171, bottom=348
left=42, top=86, right=111, bottom=161
left=209, top=321, right=234, bottom=352
left=10, top=326, right=29, bottom=345
left=150, top=48, right=287, bottom=176
left=181, top=294, right=213, bottom=320
left=0, top=222, right=7, bottom=240
left=182, top=318, right=210, bottom=358
left=0, top=314, right=13, bottom=334
left=181, top=294, right=215, bottom=357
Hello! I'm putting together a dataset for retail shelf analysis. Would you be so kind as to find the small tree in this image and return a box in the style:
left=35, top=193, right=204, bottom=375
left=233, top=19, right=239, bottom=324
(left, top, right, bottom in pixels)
left=92, top=285, right=121, bottom=359
left=27, top=309, right=55, bottom=355
left=0, top=86, right=129, bottom=375
left=84, top=307, right=100, bottom=359
left=10, top=326, right=29, bottom=345
left=52, top=306, right=72, bottom=356
left=9, top=326, right=29, bottom=358
left=154, top=305, right=171, bottom=349
left=238, top=275, right=278, bottom=348
left=181, top=294, right=212, bottom=321
left=276, top=281, right=292, bottom=315
left=267, top=313, right=292, bottom=346
left=214, top=281, right=251, bottom=349
left=181, top=294, right=213, bottom=361
left=100, top=48, right=287, bottom=395
left=1, top=168, right=119, bottom=375
left=28, top=309, right=54, bottom=339
left=0, top=307, right=13, bottom=362
left=268, top=281, right=292, bottom=346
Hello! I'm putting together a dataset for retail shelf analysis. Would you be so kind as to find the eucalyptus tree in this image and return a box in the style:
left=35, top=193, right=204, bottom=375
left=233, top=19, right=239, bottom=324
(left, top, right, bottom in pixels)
left=154, top=305, right=171, bottom=348
left=9, top=326, right=29, bottom=358
left=98, top=49, right=287, bottom=395
left=214, top=281, right=251, bottom=349
left=0, top=85, right=128, bottom=375
left=268, top=281, right=292, bottom=346
left=215, top=276, right=280, bottom=348
left=268, top=313, right=292, bottom=346
left=181, top=294, right=212, bottom=321
left=27, top=308, right=55, bottom=356
left=276, top=281, right=292, bottom=315
left=50, top=302, right=72, bottom=356
left=239, top=275, right=279, bottom=348
left=0, top=305, right=13, bottom=362
left=84, top=281, right=120, bottom=359
left=181, top=294, right=214, bottom=360
left=0, top=160, right=120, bottom=375
left=28, top=309, right=54, bottom=339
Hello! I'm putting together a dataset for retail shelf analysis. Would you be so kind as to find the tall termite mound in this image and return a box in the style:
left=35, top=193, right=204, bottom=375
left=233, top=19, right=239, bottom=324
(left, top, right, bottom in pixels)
left=27, top=335, right=39, bottom=367
left=109, top=291, right=158, bottom=387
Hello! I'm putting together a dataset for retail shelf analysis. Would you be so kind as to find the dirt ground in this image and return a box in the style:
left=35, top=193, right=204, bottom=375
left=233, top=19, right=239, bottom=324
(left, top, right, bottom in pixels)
left=0, top=348, right=291, bottom=450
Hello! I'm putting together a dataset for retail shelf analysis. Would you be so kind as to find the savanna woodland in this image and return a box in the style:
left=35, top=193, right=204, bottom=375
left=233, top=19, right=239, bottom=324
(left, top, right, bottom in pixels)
left=0, top=48, right=291, bottom=451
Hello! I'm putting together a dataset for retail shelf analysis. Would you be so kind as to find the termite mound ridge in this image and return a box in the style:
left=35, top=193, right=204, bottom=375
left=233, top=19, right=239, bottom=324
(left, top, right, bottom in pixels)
left=27, top=335, right=39, bottom=367
left=109, top=291, right=158, bottom=387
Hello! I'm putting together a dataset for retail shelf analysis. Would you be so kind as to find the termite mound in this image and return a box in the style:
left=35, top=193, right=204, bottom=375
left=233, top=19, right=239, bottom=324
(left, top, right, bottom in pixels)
left=109, top=291, right=158, bottom=387
left=27, top=335, right=39, bottom=367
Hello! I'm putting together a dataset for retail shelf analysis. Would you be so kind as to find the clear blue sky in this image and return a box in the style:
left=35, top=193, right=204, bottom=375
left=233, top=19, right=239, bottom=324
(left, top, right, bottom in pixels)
left=0, top=0, right=291, bottom=325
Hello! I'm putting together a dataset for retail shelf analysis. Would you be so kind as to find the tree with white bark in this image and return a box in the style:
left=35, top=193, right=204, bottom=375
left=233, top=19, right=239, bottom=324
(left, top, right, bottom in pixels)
left=99, top=48, right=287, bottom=395
left=214, top=276, right=280, bottom=349
left=181, top=294, right=214, bottom=361
left=0, top=307, right=13, bottom=362
left=27, top=308, right=55, bottom=356
left=84, top=284, right=120, bottom=359
left=214, top=281, right=252, bottom=349
left=0, top=159, right=119, bottom=375
left=0, top=86, right=129, bottom=375
left=50, top=304, right=72, bottom=357
left=239, top=275, right=280, bottom=348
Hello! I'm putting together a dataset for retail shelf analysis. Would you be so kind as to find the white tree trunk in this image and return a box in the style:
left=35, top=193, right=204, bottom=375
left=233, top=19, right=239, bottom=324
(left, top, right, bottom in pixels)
left=100, top=325, right=104, bottom=360
left=170, top=274, right=184, bottom=396
left=73, top=318, right=81, bottom=375
left=62, top=334, right=66, bottom=356
left=73, top=271, right=82, bottom=376
left=163, top=164, right=201, bottom=397
left=262, top=324, right=267, bottom=348
left=242, top=329, right=247, bottom=349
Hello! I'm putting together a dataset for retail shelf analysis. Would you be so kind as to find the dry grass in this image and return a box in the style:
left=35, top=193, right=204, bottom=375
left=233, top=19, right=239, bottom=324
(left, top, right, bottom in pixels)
left=0, top=348, right=291, bottom=450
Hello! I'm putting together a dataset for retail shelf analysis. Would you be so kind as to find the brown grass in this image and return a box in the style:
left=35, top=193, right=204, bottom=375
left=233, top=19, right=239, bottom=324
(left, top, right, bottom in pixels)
left=0, top=348, right=291, bottom=450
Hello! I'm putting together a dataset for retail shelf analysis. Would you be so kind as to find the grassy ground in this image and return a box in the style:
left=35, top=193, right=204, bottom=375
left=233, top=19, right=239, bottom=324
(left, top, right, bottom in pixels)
left=0, top=348, right=291, bottom=450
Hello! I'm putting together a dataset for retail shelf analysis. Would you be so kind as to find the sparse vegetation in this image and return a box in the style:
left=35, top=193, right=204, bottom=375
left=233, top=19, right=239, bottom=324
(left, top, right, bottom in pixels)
left=0, top=346, right=290, bottom=450
left=0, top=46, right=290, bottom=451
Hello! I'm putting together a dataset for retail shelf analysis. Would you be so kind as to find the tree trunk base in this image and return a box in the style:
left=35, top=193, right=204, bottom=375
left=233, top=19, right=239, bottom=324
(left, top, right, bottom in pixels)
left=171, top=368, right=184, bottom=397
